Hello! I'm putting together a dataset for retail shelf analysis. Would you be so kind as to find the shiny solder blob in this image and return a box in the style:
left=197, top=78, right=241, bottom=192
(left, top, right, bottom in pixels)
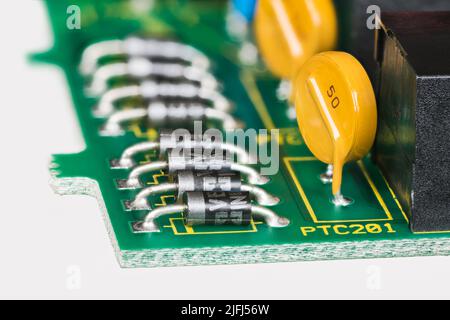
left=132, top=191, right=289, bottom=233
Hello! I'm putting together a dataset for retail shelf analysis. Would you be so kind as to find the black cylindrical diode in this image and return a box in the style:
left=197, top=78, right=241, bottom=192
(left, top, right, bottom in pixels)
left=123, top=147, right=268, bottom=189
left=147, top=101, right=207, bottom=129
left=175, top=170, right=242, bottom=196
left=167, top=148, right=232, bottom=173
left=183, top=191, right=252, bottom=226
left=113, top=129, right=253, bottom=169
left=158, top=128, right=193, bottom=155
left=133, top=191, right=289, bottom=232
left=101, top=100, right=242, bottom=136
left=127, top=170, right=278, bottom=210
left=158, top=129, right=224, bottom=156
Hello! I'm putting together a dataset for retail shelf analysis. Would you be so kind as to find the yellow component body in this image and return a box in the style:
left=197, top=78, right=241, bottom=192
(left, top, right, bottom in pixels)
left=293, top=51, right=377, bottom=197
left=254, top=0, right=338, bottom=79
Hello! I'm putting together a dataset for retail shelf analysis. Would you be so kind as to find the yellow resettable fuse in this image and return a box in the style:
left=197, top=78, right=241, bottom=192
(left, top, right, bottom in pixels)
left=293, top=52, right=377, bottom=206
left=254, top=0, right=338, bottom=79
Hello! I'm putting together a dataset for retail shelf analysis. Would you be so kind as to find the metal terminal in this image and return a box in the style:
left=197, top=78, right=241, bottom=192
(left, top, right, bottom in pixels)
left=100, top=108, right=148, bottom=136
left=230, top=163, right=269, bottom=185
left=113, top=141, right=161, bottom=169
left=320, top=164, right=334, bottom=184
left=94, top=81, right=231, bottom=117
left=240, top=184, right=280, bottom=206
left=80, top=37, right=211, bottom=76
left=251, top=206, right=290, bottom=228
left=100, top=103, right=243, bottom=136
left=128, top=183, right=178, bottom=210
left=116, top=178, right=143, bottom=190
left=80, top=39, right=125, bottom=76
left=124, top=161, right=168, bottom=189
left=132, top=204, right=187, bottom=233
left=87, top=57, right=219, bottom=96
left=93, top=85, right=141, bottom=118
left=286, top=106, right=297, bottom=121
left=332, top=192, right=353, bottom=207
left=110, top=158, right=127, bottom=169
left=276, top=79, right=292, bottom=101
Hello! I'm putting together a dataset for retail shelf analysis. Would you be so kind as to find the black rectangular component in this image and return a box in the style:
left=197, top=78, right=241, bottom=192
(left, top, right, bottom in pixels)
left=374, top=12, right=450, bottom=232
left=335, top=0, right=450, bottom=82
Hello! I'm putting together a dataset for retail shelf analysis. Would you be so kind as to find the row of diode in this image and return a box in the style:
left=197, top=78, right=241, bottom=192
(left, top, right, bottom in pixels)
left=78, top=36, right=290, bottom=232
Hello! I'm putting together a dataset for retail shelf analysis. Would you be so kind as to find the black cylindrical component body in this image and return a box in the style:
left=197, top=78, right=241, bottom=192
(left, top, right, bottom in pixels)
left=158, top=128, right=224, bottom=156
left=176, top=170, right=242, bottom=196
left=167, top=149, right=232, bottom=174
left=183, top=191, right=252, bottom=226
left=147, top=101, right=206, bottom=128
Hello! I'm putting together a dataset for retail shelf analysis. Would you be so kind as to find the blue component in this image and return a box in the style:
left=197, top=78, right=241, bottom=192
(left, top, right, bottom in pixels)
left=232, top=0, right=258, bottom=22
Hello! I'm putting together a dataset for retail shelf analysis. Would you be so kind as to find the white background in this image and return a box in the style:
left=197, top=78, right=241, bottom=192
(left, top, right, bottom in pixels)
left=0, top=0, right=449, bottom=300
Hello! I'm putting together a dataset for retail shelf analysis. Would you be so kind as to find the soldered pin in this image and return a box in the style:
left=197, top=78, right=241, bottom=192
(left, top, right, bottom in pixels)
left=125, top=170, right=279, bottom=210
left=94, top=80, right=231, bottom=117
left=111, top=130, right=256, bottom=169
left=320, top=164, right=334, bottom=184
left=87, top=57, right=219, bottom=96
left=116, top=149, right=269, bottom=189
left=100, top=101, right=243, bottom=136
left=80, top=37, right=211, bottom=76
left=132, top=191, right=289, bottom=233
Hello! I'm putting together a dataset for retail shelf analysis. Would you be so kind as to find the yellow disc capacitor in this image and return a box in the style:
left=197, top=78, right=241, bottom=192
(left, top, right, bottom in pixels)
left=254, top=0, right=338, bottom=79
left=293, top=51, right=377, bottom=204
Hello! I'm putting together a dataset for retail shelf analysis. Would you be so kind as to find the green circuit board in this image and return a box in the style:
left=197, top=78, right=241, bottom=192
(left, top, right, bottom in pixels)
left=35, top=0, right=450, bottom=267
